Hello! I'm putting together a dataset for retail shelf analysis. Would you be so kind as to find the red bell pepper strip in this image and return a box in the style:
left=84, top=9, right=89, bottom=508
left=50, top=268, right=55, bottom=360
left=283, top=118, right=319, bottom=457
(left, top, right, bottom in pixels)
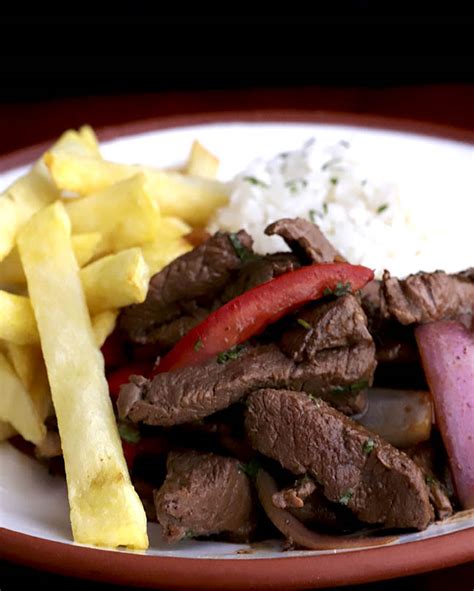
left=101, top=332, right=127, bottom=369
left=155, top=262, right=373, bottom=374
left=121, top=435, right=169, bottom=470
left=108, top=361, right=152, bottom=399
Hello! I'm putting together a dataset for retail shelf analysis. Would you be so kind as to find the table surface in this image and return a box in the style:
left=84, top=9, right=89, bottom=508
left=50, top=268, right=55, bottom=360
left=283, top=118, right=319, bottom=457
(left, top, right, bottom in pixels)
left=0, top=83, right=473, bottom=590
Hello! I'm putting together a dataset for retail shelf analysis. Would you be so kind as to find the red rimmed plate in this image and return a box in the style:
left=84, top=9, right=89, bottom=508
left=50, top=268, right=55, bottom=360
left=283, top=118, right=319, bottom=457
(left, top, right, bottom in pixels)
left=1, top=112, right=473, bottom=589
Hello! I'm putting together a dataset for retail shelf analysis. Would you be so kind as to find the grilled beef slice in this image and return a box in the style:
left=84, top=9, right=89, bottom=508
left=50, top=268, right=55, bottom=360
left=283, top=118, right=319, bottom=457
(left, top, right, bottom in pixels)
left=280, top=294, right=373, bottom=363
left=406, top=442, right=453, bottom=520
left=362, top=270, right=474, bottom=328
left=273, top=476, right=360, bottom=533
left=118, top=335, right=375, bottom=426
left=221, top=252, right=300, bottom=302
left=120, top=230, right=253, bottom=344
left=245, top=389, right=433, bottom=530
left=118, top=293, right=376, bottom=425
left=154, top=450, right=255, bottom=542
left=265, top=217, right=343, bottom=264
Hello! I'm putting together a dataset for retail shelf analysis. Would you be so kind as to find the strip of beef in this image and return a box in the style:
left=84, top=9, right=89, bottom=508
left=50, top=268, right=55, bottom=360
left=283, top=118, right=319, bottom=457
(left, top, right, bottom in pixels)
left=154, top=451, right=255, bottom=542
left=265, top=217, right=344, bottom=264
left=280, top=294, right=374, bottom=363
left=118, top=338, right=374, bottom=426
left=406, top=442, right=453, bottom=520
left=273, top=476, right=361, bottom=533
left=120, top=230, right=253, bottom=344
left=221, top=252, right=300, bottom=303
left=362, top=270, right=474, bottom=329
left=245, top=389, right=433, bottom=530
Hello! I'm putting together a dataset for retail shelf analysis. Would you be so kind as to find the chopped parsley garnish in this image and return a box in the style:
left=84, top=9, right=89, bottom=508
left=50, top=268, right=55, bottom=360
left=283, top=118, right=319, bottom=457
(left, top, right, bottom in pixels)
left=183, top=530, right=195, bottom=539
left=425, top=474, right=438, bottom=486
left=229, top=232, right=258, bottom=263
left=243, top=175, right=269, bottom=189
left=323, top=202, right=329, bottom=215
left=309, top=209, right=317, bottom=223
left=286, top=178, right=308, bottom=194
left=363, top=438, right=376, bottom=455
left=323, top=282, right=352, bottom=297
left=297, top=318, right=312, bottom=330
left=331, top=380, right=369, bottom=395
left=330, top=177, right=338, bottom=186
left=239, top=458, right=261, bottom=478
left=339, top=490, right=353, bottom=505
left=308, top=393, right=321, bottom=407
left=321, top=157, right=341, bottom=171
left=194, top=338, right=203, bottom=352
left=377, top=203, right=389, bottom=214
left=118, top=421, right=140, bottom=444
left=217, top=344, right=245, bottom=364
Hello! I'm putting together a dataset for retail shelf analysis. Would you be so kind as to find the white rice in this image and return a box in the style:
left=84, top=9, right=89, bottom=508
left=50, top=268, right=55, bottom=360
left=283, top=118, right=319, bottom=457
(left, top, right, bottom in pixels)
left=208, top=138, right=467, bottom=279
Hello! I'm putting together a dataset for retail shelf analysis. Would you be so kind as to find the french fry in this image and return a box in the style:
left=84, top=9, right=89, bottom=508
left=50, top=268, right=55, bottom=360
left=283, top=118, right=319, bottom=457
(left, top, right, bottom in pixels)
left=157, top=216, right=191, bottom=240
left=50, top=125, right=101, bottom=159
left=18, top=202, right=148, bottom=548
left=141, top=238, right=192, bottom=277
left=65, top=174, right=160, bottom=254
left=0, top=420, right=16, bottom=442
left=29, top=361, right=52, bottom=423
left=0, top=126, right=100, bottom=262
left=44, top=152, right=228, bottom=225
left=91, top=310, right=119, bottom=348
left=185, top=140, right=219, bottom=178
left=0, top=196, right=19, bottom=262
left=3, top=343, right=42, bottom=390
left=6, top=167, right=58, bottom=223
left=80, top=248, right=150, bottom=314
left=0, top=249, right=146, bottom=345
left=0, top=352, right=46, bottom=445
left=0, top=291, right=39, bottom=345
left=0, top=232, right=102, bottom=285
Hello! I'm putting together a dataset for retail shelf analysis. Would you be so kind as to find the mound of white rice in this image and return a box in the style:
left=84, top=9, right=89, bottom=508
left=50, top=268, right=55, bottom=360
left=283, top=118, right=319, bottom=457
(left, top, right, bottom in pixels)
left=208, top=138, right=466, bottom=279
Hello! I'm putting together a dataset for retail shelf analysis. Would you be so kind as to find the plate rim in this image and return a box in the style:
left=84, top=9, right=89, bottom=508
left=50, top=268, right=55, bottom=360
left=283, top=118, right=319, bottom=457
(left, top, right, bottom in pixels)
left=1, top=109, right=473, bottom=588
left=1, top=526, right=473, bottom=589
left=2, top=108, right=474, bottom=174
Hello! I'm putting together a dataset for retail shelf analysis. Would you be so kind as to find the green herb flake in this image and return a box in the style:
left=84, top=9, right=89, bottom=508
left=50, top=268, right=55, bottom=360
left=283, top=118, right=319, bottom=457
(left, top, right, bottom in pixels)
left=229, top=232, right=258, bottom=263
left=118, top=421, right=141, bottom=444
left=217, top=344, right=245, bottom=364
left=363, top=438, right=376, bottom=455
left=243, top=175, right=269, bottom=189
left=322, top=157, right=341, bottom=171
left=334, top=281, right=352, bottom=296
left=194, top=338, right=203, bottom=352
left=330, top=177, right=338, bottom=186
left=297, top=318, right=312, bottom=330
left=425, top=474, right=438, bottom=486
left=339, top=490, right=353, bottom=506
left=286, top=178, right=308, bottom=194
left=323, top=202, right=329, bottom=215
left=309, top=209, right=317, bottom=223
left=331, top=380, right=369, bottom=396
left=183, top=530, right=195, bottom=539
left=377, top=203, right=389, bottom=214
left=239, top=458, right=261, bottom=478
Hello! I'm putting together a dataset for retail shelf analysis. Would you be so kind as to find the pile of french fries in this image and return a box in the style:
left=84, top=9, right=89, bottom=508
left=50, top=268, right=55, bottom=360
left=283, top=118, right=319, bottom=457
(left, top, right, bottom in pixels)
left=0, top=126, right=226, bottom=549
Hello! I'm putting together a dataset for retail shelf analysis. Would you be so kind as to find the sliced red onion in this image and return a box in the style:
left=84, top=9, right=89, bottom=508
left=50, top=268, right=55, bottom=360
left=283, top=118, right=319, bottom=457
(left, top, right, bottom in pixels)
left=255, top=469, right=397, bottom=551
left=415, top=320, right=474, bottom=509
